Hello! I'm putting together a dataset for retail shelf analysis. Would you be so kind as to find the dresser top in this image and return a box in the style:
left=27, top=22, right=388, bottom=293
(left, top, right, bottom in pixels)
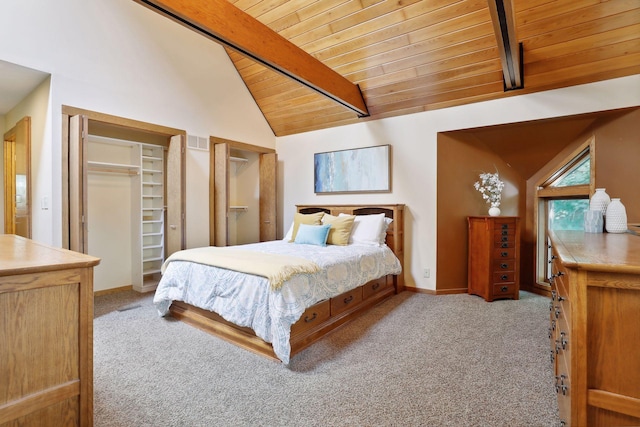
left=550, top=230, right=640, bottom=274
left=0, top=235, right=100, bottom=276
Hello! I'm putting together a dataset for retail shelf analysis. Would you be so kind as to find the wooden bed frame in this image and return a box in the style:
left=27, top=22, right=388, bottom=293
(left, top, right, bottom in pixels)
left=168, top=204, right=405, bottom=362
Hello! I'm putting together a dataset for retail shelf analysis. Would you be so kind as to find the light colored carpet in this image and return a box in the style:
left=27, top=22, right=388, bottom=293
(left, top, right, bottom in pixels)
left=94, top=290, right=559, bottom=426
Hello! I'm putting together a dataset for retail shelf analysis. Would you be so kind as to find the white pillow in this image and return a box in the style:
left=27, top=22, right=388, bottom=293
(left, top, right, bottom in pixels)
left=283, top=223, right=293, bottom=241
left=379, top=217, right=393, bottom=245
left=341, top=213, right=386, bottom=246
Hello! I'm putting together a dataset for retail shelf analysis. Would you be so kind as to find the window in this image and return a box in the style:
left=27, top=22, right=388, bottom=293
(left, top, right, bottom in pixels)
left=536, top=137, right=594, bottom=285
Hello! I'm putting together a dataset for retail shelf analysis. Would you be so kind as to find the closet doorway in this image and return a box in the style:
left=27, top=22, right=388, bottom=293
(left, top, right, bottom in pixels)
left=3, top=116, right=31, bottom=237
left=211, top=137, right=276, bottom=246
left=62, top=107, right=185, bottom=293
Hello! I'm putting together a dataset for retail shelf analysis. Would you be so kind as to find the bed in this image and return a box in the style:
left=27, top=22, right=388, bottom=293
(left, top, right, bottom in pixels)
left=153, top=204, right=404, bottom=364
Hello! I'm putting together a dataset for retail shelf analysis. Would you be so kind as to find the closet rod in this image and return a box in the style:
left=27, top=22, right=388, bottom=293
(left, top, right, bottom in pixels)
left=88, top=166, right=139, bottom=176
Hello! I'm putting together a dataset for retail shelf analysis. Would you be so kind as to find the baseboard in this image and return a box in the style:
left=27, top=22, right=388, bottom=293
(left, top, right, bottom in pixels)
left=404, top=286, right=471, bottom=296
left=94, top=285, right=133, bottom=297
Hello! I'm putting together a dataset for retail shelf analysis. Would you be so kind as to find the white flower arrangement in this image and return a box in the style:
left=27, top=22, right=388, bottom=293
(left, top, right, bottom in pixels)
left=474, top=172, right=504, bottom=208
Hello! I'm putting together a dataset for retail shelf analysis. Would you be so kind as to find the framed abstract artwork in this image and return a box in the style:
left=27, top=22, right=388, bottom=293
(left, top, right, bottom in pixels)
left=314, top=145, right=391, bottom=193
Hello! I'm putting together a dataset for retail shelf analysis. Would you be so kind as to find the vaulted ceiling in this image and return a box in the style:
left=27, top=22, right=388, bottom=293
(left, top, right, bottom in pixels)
left=141, top=0, right=640, bottom=136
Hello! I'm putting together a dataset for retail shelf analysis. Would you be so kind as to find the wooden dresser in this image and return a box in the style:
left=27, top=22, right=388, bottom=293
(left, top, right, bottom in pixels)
left=549, top=231, right=640, bottom=426
left=467, top=216, right=520, bottom=301
left=0, top=235, right=100, bottom=427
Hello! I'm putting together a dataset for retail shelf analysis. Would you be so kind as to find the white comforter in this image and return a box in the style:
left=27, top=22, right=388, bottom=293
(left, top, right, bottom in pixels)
left=153, top=240, right=402, bottom=364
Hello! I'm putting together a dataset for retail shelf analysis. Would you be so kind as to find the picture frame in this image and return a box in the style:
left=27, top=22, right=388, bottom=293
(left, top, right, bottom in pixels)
left=314, top=144, right=391, bottom=194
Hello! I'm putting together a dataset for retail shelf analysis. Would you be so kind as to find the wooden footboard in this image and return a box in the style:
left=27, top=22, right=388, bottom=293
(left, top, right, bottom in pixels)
left=169, top=274, right=398, bottom=361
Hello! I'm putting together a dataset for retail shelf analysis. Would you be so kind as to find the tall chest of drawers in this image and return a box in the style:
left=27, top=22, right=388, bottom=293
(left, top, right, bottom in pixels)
left=467, top=216, right=520, bottom=302
left=549, top=231, right=640, bottom=426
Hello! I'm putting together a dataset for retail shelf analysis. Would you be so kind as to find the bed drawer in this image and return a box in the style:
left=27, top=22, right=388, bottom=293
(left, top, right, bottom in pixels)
left=331, top=287, right=363, bottom=316
left=362, top=276, right=392, bottom=300
left=291, top=299, right=331, bottom=337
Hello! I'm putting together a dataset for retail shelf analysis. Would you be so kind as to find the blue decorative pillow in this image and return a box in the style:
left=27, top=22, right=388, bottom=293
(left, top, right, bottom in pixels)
left=294, top=223, right=331, bottom=246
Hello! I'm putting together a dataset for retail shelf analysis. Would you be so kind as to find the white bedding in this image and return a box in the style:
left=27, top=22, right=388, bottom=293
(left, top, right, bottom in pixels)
left=153, top=240, right=402, bottom=364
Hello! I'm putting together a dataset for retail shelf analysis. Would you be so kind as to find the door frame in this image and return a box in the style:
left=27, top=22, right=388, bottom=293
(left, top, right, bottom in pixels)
left=61, top=106, right=186, bottom=254
left=209, top=136, right=276, bottom=246
left=3, top=116, right=31, bottom=237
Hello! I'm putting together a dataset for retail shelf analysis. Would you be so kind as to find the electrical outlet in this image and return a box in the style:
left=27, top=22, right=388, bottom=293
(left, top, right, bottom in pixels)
left=423, top=268, right=430, bottom=278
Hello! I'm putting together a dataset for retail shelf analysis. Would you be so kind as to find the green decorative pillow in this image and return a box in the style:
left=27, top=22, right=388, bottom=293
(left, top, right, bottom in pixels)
left=322, top=214, right=355, bottom=246
left=289, top=212, right=324, bottom=242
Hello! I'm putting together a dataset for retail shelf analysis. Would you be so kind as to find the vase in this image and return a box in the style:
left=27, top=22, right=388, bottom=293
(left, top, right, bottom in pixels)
left=488, top=206, right=501, bottom=217
left=583, top=210, right=603, bottom=233
left=590, top=188, right=610, bottom=216
left=605, top=198, right=627, bottom=233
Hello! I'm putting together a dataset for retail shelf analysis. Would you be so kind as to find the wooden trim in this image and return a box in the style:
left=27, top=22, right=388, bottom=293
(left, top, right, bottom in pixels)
left=536, top=185, right=590, bottom=198
left=588, top=389, right=640, bottom=419
left=210, top=136, right=275, bottom=154
left=61, top=114, right=70, bottom=249
left=133, top=0, right=368, bottom=117
left=93, top=285, right=133, bottom=297
left=404, top=287, right=437, bottom=295
left=62, top=105, right=184, bottom=138
left=0, top=381, right=80, bottom=425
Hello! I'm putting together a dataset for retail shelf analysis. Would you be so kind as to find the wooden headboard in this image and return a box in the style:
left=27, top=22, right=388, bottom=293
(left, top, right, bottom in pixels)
left=296, top=204, right=405, bottom=290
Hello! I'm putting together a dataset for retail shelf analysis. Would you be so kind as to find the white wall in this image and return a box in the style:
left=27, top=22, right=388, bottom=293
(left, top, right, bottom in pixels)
left=276, top=75, right=640, bottom=291
left=3, top=78, right=52, bottom=240
left=0, top=0, right=275, bottom=247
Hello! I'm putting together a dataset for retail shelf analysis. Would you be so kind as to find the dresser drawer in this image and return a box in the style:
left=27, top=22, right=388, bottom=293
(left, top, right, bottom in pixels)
left=362, top=276, right=392, bottom=300
left=291, top=299, right=331, bottom=337
left=492, top=283, right=517, bottom=297
left=494, top=231, right=515, bottom=244
left=493, top=259, right=515, bottom=271
left=330, top=287, right=363, bottom=316
left=493, top=247, right=515, bottom=260
left=493, top=271, right=515, bottom=283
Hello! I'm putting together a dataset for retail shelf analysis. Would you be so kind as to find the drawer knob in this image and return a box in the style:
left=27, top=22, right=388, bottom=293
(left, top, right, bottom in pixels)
left=500, top=263, right=508, bottom=269
left=501, top=286, right=508, bottom=292
left=304, top=312, right=317, bottom=323
left=372, top=283, right=380, bottom=291
left=555, top=307, right=561, bottom=319
left=501, top=243, right=508, bottom=248
left=501, top=236, right=509, bottom=242
left=501, top=230, right=508, bottom=236
left=344, top=295, right=354, bottom=304
left=501, top=251, right=508, bottom=257
left=502, top=224, right=508, bottom=229
left=501, top=275, right=508, bottom=281
left=559, top=331, right=568, bottom=350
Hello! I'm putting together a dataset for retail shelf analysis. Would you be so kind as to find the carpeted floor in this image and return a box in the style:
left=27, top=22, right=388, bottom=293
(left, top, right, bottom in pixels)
left=94, top=290, right=559, bottom=426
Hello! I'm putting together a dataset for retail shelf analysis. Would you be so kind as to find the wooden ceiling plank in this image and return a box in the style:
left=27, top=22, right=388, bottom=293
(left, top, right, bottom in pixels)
left=366, top=81, right=504, bottom=115
left=307, top=0, right=473, bottom=59
left=518, top=0, right=640, bottom=40
left=517, top=0, right=599, bottom=27
left=522, top=9, right=640, bottom=51
left=335, top=29, right=496, bottom=77
left=133, top=0, right=368, bottom=116
left=525, top=52, right=640, bottom=88
left=526, top=39, right=640, bottom=76
left=283, top=1, right=366, bottom=44
left=365, top=71, right=503, bottom=106
left=316, top=2, right=488, bottom=64
left=487, top=0, right=522, bottom=90
left=365, top=59, right=502, bottom=98
left=524, top=23, right=640, bottom=64
left=246, top=0, right=290, bottom=18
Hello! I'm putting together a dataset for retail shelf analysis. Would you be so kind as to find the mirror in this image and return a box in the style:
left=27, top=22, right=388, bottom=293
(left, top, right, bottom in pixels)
left=3, top=116, right=31, bottom=237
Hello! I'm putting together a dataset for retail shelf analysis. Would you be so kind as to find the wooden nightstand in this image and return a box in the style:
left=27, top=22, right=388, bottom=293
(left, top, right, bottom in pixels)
left=467, top=216, right=520, bottom=302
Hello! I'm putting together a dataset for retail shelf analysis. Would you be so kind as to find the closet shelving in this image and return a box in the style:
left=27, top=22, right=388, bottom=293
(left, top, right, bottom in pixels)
left=140, top=144, right=165, bottom=291
left=229, top=155, right=248, bottom=217
left=87, top=160, right=139, bottom=175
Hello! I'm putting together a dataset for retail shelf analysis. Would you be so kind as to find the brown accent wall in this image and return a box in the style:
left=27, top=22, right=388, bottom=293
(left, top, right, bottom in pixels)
left=436, top=133, right=524, bottom=294
left=437, top=107, right=639, bottom=295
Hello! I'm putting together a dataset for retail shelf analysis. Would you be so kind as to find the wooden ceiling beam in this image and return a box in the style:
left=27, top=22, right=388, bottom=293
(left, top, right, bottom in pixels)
left=133, top=0, right=369, bottom=117
left=487, top=0, right=523, bottom=90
